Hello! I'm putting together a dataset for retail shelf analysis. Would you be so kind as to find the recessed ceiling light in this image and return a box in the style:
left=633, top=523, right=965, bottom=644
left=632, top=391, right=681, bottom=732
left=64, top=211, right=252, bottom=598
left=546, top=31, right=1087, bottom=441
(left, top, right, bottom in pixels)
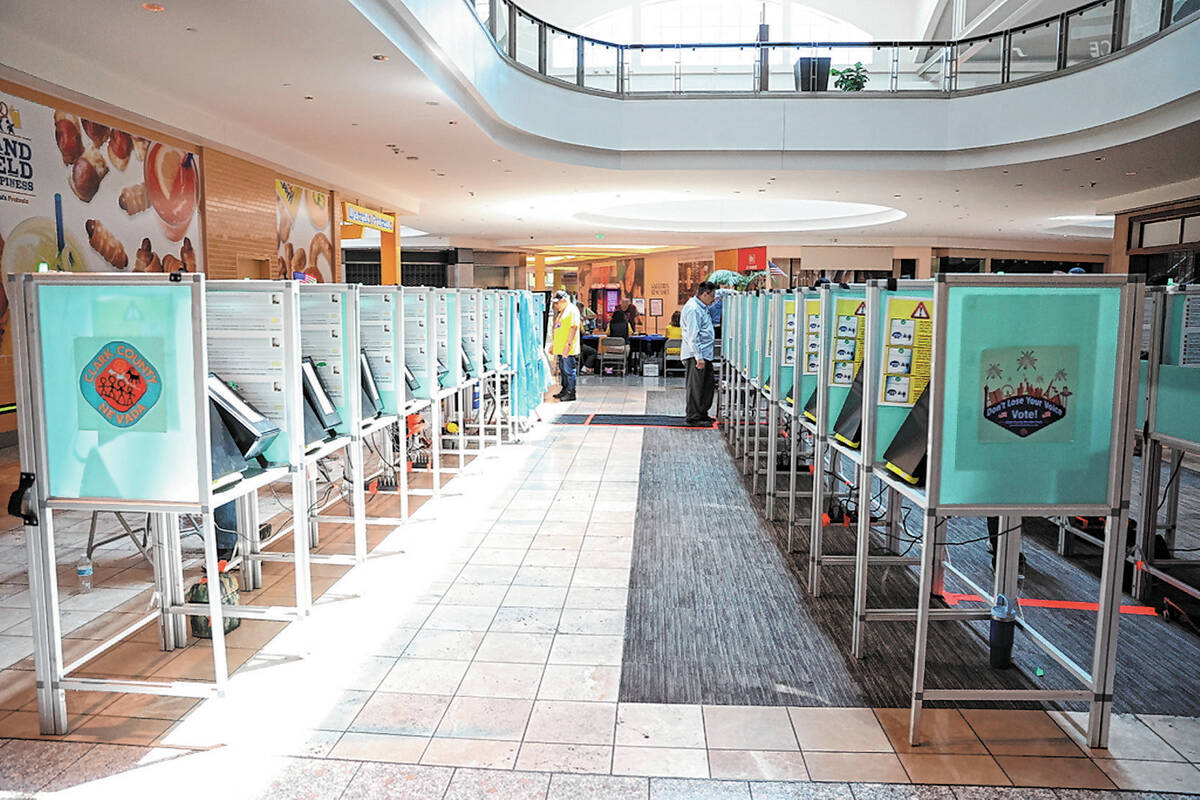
left=448, top=121, right=458, bottom=126
left=185, top=26, right=197, bottom=31
left=142, top=3, right=165, bottom=11
left=282, top=82, right=292, bottom=87
left=406, top=155, right=419, bottom=161
left=372, top=54, right=389, bottom=61
left=1095, top=156, right=1105, bottom=161
left=1125, top=171, right=1137, bottom=176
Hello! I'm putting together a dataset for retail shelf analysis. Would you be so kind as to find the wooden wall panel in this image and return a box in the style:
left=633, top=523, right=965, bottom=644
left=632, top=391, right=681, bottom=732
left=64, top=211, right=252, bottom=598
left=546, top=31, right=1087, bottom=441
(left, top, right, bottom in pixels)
left=200, top=149, right=278, bottom=280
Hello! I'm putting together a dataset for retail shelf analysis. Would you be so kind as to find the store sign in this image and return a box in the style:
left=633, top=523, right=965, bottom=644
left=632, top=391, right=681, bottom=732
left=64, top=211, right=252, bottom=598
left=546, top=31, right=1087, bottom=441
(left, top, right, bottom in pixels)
left=738, top=246, right=767, bottom=272
left=981, top=346, right=1075, bottom=439
left=79, top=340, right=162, bottom=428
left=343, top=202, right=394, bottom=233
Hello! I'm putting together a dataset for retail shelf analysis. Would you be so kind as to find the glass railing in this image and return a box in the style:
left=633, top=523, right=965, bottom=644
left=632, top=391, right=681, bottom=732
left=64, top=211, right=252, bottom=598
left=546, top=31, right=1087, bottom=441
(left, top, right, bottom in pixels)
left=464, top=0, right=1194, bottom=96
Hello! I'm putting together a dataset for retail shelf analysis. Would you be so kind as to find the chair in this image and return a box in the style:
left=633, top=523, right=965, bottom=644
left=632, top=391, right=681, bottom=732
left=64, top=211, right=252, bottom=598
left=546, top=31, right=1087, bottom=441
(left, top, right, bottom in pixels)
left=663, top=338, right=686, bottom=377
left=599, top=337, right=629, bottom=376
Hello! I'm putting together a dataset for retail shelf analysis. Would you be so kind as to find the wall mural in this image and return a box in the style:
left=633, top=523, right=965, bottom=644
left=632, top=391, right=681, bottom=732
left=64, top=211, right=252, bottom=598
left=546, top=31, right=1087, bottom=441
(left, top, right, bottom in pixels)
left=678, top=259, right=714, bottom=304
left=0, top=90, right=203, bottom=351
left=274, top=179, right=333, bottom=282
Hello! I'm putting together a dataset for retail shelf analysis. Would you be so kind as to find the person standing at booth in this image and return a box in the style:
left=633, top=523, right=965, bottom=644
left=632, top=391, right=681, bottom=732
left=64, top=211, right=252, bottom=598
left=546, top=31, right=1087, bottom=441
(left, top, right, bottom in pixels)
left=549, top=290, right=580, bottom=401
left=681, top=281, right=717, bottom=426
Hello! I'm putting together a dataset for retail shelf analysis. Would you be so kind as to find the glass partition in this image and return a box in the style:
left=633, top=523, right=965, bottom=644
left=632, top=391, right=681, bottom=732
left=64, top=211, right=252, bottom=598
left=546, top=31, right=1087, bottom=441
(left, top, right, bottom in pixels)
left=473, top=0, right=489, bottom=27
left=495, top=0, right=510, bottom=54
left=625, top=46, right=677, bottom=93
left=514, top=11, right=539, bottom=70
left=896, top=45, right=950, bottom=91
left=1124, top=0, right=1163, bottom=44
left=583, top=40, right=619, bottom=92
left=1009, top=19, right=1061, bottom=80
left=547, top=27, right=578, bottom=84
left=954, top=36, right=1004, bottom=89
left=1066, top=1, right=1116, bottom=66
left=678, top=45, right=755, bottom=92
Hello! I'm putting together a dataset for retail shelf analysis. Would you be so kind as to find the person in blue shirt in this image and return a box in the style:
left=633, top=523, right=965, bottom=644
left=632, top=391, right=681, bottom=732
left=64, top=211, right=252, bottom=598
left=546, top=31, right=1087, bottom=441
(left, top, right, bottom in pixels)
left=680, top=281, right=718, bottom=426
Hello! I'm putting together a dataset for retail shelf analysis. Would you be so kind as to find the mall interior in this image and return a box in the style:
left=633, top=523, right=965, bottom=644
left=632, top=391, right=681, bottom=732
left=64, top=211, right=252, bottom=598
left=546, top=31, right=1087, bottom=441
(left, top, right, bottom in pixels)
left=0, top=0, right=1198, bottom=798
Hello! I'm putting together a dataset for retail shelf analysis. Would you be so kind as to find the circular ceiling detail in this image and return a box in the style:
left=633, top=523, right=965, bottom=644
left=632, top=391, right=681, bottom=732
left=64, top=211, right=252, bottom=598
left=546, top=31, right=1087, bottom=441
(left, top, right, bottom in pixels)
left=573, top=197, right=905, bottom=233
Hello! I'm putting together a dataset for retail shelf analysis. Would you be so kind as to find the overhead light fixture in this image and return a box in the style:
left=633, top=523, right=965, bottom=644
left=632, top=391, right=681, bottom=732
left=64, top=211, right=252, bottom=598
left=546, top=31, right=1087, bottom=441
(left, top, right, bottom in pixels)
left=425, top=101, right=440, bottom=106
left=142, top=3, right=165, bottom=10
left=372, top=54, right=389, bottom=61
left=303, top=95, right=315, bottom=101
left=1125, top=171, right=1137, bottom=176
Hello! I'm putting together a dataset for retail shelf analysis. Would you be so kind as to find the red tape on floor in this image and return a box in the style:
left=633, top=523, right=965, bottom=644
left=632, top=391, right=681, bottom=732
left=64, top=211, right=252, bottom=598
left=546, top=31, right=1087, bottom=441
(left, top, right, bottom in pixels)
left=941, top=591, right=1156, bottom=616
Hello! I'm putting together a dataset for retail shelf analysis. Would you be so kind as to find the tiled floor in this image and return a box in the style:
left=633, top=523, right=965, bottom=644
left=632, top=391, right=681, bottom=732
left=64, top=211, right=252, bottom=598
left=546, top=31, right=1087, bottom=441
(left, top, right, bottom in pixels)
left=0, top=378, right=1197, bottom=798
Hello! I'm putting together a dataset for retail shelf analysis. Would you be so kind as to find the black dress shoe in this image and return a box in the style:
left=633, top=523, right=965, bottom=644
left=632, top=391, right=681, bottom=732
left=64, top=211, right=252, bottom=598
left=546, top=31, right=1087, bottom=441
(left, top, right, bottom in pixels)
left=560, top=393, right=576, bottom=401
left=553, top=390, right=566, bottom=399
left=686, top=419, right=711, bottom=427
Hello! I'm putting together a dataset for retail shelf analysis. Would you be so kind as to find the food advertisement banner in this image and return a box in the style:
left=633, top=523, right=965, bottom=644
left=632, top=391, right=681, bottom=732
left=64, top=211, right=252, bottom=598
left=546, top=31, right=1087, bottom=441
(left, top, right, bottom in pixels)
left=678, top=259, right=713, bottom=305
left=0, top=90, right=203, bottom=351
left=275, top=179, right=333, bottom=282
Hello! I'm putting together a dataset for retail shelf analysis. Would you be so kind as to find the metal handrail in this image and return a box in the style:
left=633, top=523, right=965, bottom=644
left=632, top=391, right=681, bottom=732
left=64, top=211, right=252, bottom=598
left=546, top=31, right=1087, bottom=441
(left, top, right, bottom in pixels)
left=463, top=0, right=1194, bottom=96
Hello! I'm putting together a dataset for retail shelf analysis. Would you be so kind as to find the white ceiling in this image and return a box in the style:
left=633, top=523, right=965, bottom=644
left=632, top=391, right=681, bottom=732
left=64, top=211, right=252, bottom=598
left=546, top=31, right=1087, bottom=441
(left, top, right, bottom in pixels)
left=2, top=0, right=1196, bottom=255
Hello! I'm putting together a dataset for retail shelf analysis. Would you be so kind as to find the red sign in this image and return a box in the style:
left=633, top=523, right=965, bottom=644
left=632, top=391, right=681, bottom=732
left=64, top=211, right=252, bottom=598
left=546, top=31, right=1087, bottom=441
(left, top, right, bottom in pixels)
left=738, top=246, right=767, bottom=272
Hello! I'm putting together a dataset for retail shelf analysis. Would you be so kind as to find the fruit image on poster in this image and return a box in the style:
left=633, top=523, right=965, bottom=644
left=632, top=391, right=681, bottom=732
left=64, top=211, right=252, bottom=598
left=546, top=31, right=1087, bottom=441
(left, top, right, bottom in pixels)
left=879, top=297, right=933, bottom=407
left=829, top=297, right=865, bottom=386
left=276, top=179, right=333, bottom=282
left=0, top=91, right=202, bottom=354
left=980, top=345, right=1077, bottom=442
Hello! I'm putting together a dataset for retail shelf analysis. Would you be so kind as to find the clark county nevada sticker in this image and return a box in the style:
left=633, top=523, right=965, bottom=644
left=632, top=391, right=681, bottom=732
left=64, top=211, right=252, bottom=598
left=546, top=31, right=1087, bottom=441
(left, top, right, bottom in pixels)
left=981, top=346, right=1076, bottom=439
left=79, top=341, right=163, bottom=428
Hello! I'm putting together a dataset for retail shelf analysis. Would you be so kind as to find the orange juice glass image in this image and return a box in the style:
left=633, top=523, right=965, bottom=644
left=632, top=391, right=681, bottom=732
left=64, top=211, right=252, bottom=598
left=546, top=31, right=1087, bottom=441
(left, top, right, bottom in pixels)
left=144, top=143, right=198, bottom=242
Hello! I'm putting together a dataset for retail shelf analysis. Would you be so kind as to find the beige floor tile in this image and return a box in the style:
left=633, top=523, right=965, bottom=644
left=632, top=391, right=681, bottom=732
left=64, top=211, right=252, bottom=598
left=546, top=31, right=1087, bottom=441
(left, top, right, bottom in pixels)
left=515, top=566, right=576, bottom=587
left=1094, top=757, right=1200, bottom=793
left=522, top=550, right=580, bottom=568
left=804, top=751, right=909, bottom=783
left=504, top=586, right=570, bottom=608
left=516, top=742, right=614, bottom=774
left=563, top=586, right=628, bottom=610
left=421, top=736, right=520, bottom=769
left=377, top=657, right=470, bottom=695
left=526, top=700, right=618, bottom=746
left=994, top=755, right=1115, bottom=789
left=422, top=604, right=498, bottom=631
left=549, top=633, right=624, bottom=666
left=556, top=609, right=625, bottom=636
left=707, top=750, right=809, bottom=780
left=703, top=705, right=798, bottom=751
left=616, top=703, right=705, bottom=749
left=490, top=606, right=562, bottom=634
left=60, top=714, right=174, bottom=746
left=458, top=661, right=545, bottom=699
left=1138, top=714, right=1200, bottom=761
left=439, top=583, right=509, bottom=609
left=875, top=707, right=987, bottom=755
left=612, top=745, right=709, bottom=778
left=349, top=692, right=452, bottom=737
left=403, top=629, right=485, bottom=661
left=328, top=731, right=430, bottom=763
left=897, top=752, right=1010, bottom=785
left=1048, top=710, right=1185, bottom=761
left=788, top=707, right=893, bottom=753
left=475, top=631, right=554, bottom=663
left=444, top=767, right=552, bottom=800
left=538, top=664, right=621, bottom=702
left=571, top=567, right=630, bottom=588
left=100, top=693, right=198, bottom=721
left=435, top=696, right=533, bottom=741
left=962, top=709, right=1085, bottom=757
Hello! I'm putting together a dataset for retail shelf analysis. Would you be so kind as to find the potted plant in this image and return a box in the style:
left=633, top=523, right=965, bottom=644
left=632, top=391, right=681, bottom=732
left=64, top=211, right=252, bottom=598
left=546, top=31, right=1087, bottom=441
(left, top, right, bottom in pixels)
left=831, top=62, right=870, bottom=91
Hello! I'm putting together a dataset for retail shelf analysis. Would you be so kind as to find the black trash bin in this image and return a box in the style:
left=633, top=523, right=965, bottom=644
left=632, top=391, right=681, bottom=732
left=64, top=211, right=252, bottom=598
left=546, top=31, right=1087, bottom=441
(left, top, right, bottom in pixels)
left=989, top=593, right=1017, bottom=669
left=793, top=57, right=831, bottom=91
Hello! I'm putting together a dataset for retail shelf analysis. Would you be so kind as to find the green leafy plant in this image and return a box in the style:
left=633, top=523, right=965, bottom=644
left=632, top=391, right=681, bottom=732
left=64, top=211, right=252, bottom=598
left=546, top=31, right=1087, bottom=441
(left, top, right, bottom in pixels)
left=831, top=62, right=869, bottom=91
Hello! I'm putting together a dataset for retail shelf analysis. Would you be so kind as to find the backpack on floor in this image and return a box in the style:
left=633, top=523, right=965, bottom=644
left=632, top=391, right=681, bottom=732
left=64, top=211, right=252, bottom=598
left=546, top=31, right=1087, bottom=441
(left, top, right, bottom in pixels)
left=186, top=568, right=241, bottom=639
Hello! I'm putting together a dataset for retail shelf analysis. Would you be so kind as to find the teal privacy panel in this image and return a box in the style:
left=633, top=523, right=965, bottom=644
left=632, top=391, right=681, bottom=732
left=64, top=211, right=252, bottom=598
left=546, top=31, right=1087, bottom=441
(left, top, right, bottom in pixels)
left=937, top=286, right=1122, bottom=507
left=205, top=286, right=294, bottom=466
left=438, top=292, right=462, bottom=389
left=795, top=292, right=821, bottom=412
left=40, top=282, right=201, bottom=503
left=1153, top=292, right=1200, bottom=444
left=403, top=290, right=432, bottom=400
left=740, top=296, right=753, bottom=371
left=825, top=287, right=866, bottom=435
left=300, top=287, right=356, bottom=436
left=749, top=295, right=763, bottom=383
left=872, top=290, right=935, bottom=463
left=359, top=290, right=402, bottom=415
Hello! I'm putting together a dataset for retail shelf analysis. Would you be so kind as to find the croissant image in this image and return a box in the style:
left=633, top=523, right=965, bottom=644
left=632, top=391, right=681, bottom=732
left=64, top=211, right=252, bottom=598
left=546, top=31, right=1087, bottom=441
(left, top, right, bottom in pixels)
left=291, top=246, right=307, bottom=273
left=70, top=149, right=109, bottom=203
left=309, top=232, right=332, bottom=281
left=108, top=131, right=133, bottom=171
left=132, top=136, right=149, bottom=162
left=81, top=119, right=110, bottom=147
left=53, top=112, right=83, bottom=165
left=163, top=254, right=184, bottom=272
left=133, top=238, right=162, bottom=273
left=85, top=219, right=128, bottom=269
left=180, top=237, right=197, bottom=271
left=119, top=183, right=151, bottom=215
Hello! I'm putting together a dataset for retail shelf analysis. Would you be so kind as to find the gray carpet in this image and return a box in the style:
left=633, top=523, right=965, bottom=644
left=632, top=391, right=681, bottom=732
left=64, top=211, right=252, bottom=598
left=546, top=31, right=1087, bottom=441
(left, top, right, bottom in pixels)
left=619, top=389, right=1200, bottom=714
